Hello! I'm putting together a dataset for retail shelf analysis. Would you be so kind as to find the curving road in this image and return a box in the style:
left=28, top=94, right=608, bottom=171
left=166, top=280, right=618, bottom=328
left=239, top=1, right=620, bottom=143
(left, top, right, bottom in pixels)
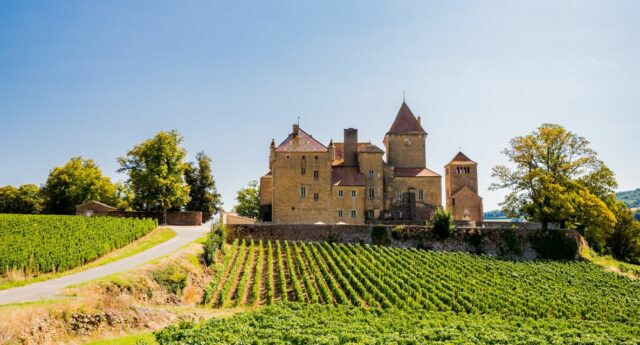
left=0, top=223, right=210, bottom=305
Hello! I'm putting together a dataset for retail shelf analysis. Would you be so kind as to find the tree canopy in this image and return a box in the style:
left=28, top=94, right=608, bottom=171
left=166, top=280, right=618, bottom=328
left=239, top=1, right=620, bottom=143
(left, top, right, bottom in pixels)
left=490, top=124, right=617, bottom=247
left=0, top=184, right=44, bottom=214
left=118, top=130, right=190, bottom=221
left=42, top=157, right=117, bottom=214
left=185, top=151, right=222, bottom=221
left=234, top=180, right=260, bottom=219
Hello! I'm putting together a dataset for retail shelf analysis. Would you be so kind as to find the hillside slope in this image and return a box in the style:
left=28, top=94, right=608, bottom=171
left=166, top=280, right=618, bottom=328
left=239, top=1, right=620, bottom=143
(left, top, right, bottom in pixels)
left=618, top=188, right=640, bottom=208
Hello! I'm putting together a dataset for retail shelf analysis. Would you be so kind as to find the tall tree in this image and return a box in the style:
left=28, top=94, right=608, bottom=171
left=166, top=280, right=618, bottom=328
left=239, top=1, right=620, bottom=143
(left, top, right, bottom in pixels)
left=185, top=151, right=222, bottom=220
left=490, top=124, right=617, bottom=246
left=12, top=184, right=44, bottom=214
left=234, top=180, right=260, bottom=219
left=118, top=130, right=190, bottom=223
left=607, top=202, right=640, bottom=264
left=42, top=157, right=117, bottom=214
left=0, top=186, right=18, bottom=213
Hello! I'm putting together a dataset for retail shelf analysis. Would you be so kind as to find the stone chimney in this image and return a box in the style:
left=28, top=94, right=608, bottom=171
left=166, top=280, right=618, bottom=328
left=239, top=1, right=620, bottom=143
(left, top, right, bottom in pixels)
left=344, top=128, right=358, bottom=167
left=269, top=139, right=276, bottom=170
left=292, top=124, right=299, bottom=136
left=417, top=116, right=421, bottom=125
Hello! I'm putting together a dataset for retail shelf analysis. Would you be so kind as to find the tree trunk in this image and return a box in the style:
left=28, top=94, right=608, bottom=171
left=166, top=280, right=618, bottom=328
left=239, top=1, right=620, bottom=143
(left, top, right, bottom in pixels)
left=162, top=208, right=167, bottom=225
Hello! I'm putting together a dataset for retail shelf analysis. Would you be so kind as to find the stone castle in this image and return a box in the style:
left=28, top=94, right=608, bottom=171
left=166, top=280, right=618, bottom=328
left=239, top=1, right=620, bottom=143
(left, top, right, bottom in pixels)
left=259, top=102, right=483, bottom=224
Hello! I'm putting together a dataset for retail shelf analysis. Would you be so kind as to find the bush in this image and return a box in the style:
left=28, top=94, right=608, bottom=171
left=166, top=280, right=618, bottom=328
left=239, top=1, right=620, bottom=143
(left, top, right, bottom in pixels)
left=464, top=230, right=484, bottom=254
left=152, top=265, right=187, bottom=295
left=498, top=226, right=523, bottom=257
left=371, top=226, right=390, bottom=246
left=432, top=208, right=454, bottom=239
left=390, top=225, right=405, bottom=240
left=204, top=224, right=227, bottom=266
left=530, top=230, right=578, bottom=260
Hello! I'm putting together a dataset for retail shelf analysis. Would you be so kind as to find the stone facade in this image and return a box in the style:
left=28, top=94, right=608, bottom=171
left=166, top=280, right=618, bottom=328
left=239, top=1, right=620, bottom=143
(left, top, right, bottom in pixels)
left=445, top=152, right=484, bottom=221
left=261, top=102, right=483, bottom=225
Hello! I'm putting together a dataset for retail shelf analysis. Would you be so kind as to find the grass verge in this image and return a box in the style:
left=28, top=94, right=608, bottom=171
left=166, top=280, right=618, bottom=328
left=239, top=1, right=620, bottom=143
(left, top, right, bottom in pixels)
left=581, top=246, right=640, bottom=279
left=83, top=331, right=157, bottom=345
left=0, top=227, right=176, bottom=290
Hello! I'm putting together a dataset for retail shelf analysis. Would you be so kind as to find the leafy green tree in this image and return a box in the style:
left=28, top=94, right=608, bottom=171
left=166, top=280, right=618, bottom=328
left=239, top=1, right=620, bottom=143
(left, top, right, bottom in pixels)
left=234, top=180, right=260, bottom=219
left=185, top=152, right=222, bottom=220
left=42, top=157, right=117, bottom=214
left=607, top=202, right=640, bottom=264
left=0, top=186, right=18, bottom=213
left=433, top=207, right=454, bottom=239
left=491, top=124, right=617, bottom=247
left=114, top=181, right=135, bottom=211
left=118, top=130, right=190, bottom=223
left=13, top=184, right=44, bottom=214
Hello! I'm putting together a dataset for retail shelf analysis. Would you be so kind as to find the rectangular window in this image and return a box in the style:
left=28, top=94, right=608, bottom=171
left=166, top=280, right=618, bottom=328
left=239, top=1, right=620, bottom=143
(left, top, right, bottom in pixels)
left=300, top=186, right=306, bottom=198
left=313, top=170, right=319, bottom=180
left=366, top=210, right=374, bottom=220
left=313, top=193, right=319, bottom=201
left=368, top=188, right=375, bottom=199
left=351, top=190, right=356, bottom=198
left=395, top=190, right=402, bottom=201
left=301, top=167, right=306, bottom=175
left=418, top=189, right=424, bottom=200
left=350, top=209, right=357, bottom=219
left=337, top=209, right=344, bottom=218
left=368, top=170, right=374, bottom=179
left=395, top=211, right=402, bottom=219
left=452, top=198, right=456, bottom=206
left=338, top=190, right=344, bottom=198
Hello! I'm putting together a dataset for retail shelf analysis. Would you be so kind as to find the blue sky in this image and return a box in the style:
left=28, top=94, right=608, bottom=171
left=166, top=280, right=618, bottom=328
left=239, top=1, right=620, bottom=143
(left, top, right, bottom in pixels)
left=1, top=0, right=639, bottom=211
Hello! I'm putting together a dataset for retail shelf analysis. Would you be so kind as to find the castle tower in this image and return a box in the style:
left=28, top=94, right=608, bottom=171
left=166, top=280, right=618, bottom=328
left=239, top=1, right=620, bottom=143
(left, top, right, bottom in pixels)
left=383, top=102, right=427, bottom=169
left=445, top=152, right=483, bottom=222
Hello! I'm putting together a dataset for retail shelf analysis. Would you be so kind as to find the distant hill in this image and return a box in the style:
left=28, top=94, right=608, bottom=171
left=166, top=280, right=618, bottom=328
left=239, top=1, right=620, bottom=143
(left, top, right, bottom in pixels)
left=617, top=189, right=640, bottom=208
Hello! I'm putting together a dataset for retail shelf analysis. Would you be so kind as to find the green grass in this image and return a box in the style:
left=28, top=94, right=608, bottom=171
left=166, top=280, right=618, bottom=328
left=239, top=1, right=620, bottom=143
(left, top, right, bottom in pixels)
left=0, top=227, right=176, bottom=290
left=582, top=246, right=640, bottom=278
left=84, top=331, right=157, bottom=345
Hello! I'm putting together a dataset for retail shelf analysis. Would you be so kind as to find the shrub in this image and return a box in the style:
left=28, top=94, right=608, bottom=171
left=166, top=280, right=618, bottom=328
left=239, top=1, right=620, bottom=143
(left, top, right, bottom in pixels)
left=530, top=230, right=578, bottom=260
left=432, top=208, right=454, bottom=239
left=204, top=224, right=227, bottom=266
left=464, top=230, right=484, bottom=254
left=498, top=226, right=523, bottom=257
left=391, top=225, right=405, bottom=240
left=152, top=265, right=187, bottom=295
left=371, top=226, right=390, bottom=246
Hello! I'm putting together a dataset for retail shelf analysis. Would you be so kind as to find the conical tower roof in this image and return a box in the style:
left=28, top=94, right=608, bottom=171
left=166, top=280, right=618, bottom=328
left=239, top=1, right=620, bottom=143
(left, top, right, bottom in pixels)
left=446, top=151, right=477, bottom=165
left=387, top=102, right=426, bottom=135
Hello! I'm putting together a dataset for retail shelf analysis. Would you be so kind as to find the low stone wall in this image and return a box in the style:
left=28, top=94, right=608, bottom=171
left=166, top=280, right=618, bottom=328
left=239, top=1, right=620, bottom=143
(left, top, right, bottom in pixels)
left=227, top=224, right=583, bottom=260
left=166, top=211, right=202, bottom=226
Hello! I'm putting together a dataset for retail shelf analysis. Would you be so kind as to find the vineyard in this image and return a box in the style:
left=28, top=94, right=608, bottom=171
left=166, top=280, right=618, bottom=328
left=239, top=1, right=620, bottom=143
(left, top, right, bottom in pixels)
left=156, top=303, right=640, bottom=344
left=202, top=240, right=640, bottom=322
left=0, top=214, right=157, bottom=274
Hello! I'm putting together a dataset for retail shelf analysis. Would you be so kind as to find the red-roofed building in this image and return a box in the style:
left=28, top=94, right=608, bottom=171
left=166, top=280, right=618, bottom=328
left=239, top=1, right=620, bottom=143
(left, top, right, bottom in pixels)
left=259, top=101, right=481, bottom=224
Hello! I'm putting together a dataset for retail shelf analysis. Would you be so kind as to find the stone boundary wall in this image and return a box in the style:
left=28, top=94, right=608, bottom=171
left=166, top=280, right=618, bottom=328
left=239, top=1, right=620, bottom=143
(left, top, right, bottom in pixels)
left=227, top=224, right=583, bottom=260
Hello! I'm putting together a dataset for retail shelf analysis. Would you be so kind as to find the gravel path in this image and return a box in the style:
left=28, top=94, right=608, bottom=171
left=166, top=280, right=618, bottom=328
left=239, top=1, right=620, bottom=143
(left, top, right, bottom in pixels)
left=0, top=223, right=210, bottom=305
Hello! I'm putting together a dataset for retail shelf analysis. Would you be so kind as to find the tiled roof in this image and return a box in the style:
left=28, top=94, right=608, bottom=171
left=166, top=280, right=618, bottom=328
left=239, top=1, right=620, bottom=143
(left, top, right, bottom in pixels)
left=394, top=167, right=441, bottom=178
left=275, top=128, right=328, bottom=153
left=332, top=142, right=384, bottom=164
left=359, top=143, right=384, bottom=153
left=331, top=166, right=366, bottom=186
left=387, top=102, right=426, bottom=134
left=446, top=151, right=477, bottom=165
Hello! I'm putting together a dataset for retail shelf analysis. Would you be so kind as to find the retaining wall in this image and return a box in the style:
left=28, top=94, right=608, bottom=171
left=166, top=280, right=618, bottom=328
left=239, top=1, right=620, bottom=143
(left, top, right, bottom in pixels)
left=227, top=223, right=583, bottom=260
